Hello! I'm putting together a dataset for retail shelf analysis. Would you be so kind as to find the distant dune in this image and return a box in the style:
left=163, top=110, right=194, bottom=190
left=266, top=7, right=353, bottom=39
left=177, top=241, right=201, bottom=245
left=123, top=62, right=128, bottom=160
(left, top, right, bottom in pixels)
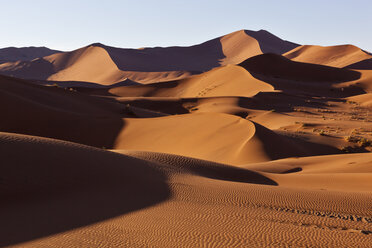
left=1, top=29, right=371, bottom=247
left=0, top=46, right=60, bottom=64
left=284, top=44, right=372, bottom=68
left=0, top=30, right=298, bottom=85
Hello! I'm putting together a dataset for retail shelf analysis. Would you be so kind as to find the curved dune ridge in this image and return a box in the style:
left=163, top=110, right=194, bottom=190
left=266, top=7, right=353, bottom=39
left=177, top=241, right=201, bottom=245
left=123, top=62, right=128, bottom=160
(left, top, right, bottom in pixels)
left=0, top=29, right=298, bottom=85
left=108, top=64, right=275, bottom=98
left=284, top=45, right=372, bottom=68
left=0, top=132, right=170, bottom=247
left=115, top=113, right=329, bottom=165
left=239, top=53, right=361, bottom=82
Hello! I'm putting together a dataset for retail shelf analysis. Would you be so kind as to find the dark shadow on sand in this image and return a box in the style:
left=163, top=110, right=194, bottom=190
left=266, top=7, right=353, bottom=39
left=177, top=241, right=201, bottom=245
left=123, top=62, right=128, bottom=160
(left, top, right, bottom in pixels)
left=0, top=136, right=170, bottom=247
left=0, top=74, right=127, bottom=149
left=346, top=58, right=372, bottom=70
left=244, top=30, right=299, bottom=54
left=93, top=39, right=226, bottom=72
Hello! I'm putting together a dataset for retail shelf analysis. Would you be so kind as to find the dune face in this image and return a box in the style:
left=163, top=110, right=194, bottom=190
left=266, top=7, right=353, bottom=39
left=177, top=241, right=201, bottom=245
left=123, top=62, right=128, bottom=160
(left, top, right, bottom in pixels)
left=1, top=30, right=372, bottom=247
left=284, top=44, right=372, bottom=68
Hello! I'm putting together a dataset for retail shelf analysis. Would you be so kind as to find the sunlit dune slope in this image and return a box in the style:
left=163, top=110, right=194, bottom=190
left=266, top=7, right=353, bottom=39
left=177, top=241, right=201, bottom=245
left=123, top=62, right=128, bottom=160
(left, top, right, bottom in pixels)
left=108, top=65, right=274, bottom=97
left=284, top=45, right=372, bottom=68
left=115, top=113, right=328, bottom=164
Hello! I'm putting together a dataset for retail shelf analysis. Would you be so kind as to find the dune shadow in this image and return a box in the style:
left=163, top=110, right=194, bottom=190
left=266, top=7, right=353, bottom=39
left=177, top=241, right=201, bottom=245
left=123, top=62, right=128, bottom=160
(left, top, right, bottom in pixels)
left=346, top=58, right=372, bottom=70
left=2, top=118, right=125, bottom=149
left=0, top=136, right=170, bottom=247
left=0, top=75, right=128, bottom=149
left=244, top=30, right=299, bottom=54
left=135, top=152, right=278, bottom=186
left=0, top=58, right=55, bottom=80
left=240, top=53, right=361, bottom=84
left=94, top=39, right=226, bottom=72
left=250, top=122, right=342, bottom=159
left=189, top=162, right=278, bottom=185
left=281, top=167, right=302, bottom=174
left=0, top=47, right=61, bottom=63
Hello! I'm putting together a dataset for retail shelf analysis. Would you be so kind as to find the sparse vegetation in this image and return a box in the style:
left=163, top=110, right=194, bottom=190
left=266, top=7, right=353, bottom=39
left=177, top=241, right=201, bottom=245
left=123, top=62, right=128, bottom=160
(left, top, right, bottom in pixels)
left=342, top=136, right=372, bottom=153
left=358, top=137, right=371, bottom=147
left=318, top=130, right=325, bottom=136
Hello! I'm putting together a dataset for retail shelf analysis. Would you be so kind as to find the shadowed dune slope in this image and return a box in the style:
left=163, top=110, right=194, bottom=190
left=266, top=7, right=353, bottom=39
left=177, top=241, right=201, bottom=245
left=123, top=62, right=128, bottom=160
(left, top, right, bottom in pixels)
left=244, top=29, right=299, bottom=54
left=347, top=58, right=372, bottom=70
left=239, top=53, right=361, bottom=82
left=283, top=45, right=372, bottom=68
left=102, top=29, right=298, bottom=71
left=0, top=132, right=170, bottom=247
left=0, top=75, right=124, bottom=148
left=0, top=46, right=61, bottom=64
left=0, top=30, right=299, bottom=85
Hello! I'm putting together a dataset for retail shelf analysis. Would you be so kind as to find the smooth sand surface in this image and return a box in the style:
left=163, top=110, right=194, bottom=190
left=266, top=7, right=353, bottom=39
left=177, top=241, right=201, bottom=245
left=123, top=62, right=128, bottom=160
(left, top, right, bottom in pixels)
left=0, top=30, right=371, bottom=247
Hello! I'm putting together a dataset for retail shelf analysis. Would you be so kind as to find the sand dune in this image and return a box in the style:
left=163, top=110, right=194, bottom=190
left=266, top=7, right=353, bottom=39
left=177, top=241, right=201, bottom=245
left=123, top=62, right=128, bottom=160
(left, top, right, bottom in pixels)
left=0, top=132, right=169, bottom=247
left=240, top=53, right=361, bottom=83
left=1, top=29, right=372, bottom=247
left=0, top=74, right=125, bottom=148
left=108, top=64, right=274, bottom=98
left=284, top=45, right=372, bottom=68
left=114, top=113, right=312, bottom=164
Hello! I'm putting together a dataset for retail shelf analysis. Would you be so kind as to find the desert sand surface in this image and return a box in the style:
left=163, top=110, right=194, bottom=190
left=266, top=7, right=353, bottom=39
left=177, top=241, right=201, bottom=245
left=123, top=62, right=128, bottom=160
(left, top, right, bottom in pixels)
left=0, top=30, right=371, bottom=247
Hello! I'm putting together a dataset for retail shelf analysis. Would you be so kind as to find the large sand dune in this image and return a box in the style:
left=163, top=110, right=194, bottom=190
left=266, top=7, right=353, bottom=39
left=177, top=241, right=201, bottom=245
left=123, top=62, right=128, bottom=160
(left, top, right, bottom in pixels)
left=1, top=30, right=371, bottom=247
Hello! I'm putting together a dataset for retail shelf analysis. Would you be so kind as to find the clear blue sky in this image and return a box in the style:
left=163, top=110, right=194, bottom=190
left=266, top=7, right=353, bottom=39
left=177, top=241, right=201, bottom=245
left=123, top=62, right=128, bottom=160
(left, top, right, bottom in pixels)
left=1, top=0, right=371, bottom=52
